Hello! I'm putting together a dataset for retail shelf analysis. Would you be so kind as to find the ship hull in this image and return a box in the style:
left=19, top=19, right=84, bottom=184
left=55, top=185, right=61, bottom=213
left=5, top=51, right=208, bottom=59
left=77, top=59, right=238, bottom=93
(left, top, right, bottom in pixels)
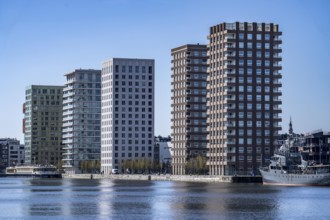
left=4, top=173, right=62, bottom=178
left=259, top=169, right=330, bottom=186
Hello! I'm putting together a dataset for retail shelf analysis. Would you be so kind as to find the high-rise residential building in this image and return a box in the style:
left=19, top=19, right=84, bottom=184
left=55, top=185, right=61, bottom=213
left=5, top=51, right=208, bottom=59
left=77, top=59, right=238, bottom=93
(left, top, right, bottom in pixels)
left=24, top=85, right=64, bottom=166
left=171, top=44, right=208, bottom=175
left=62, top=69, right=101, bottom=174
left=207, top=22, right=282, bottom=175
left=101, top=58, right=155, bottom=174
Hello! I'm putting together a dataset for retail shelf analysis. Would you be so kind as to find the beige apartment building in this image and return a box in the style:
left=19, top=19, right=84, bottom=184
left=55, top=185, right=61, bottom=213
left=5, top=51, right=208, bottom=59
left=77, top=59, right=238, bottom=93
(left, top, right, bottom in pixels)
left=23, top=85, right=64, bottom=166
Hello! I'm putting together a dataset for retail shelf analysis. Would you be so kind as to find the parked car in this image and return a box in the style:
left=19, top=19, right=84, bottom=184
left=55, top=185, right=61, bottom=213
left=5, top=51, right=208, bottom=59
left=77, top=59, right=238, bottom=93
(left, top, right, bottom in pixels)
left=111, top=169, right=119, bottom=174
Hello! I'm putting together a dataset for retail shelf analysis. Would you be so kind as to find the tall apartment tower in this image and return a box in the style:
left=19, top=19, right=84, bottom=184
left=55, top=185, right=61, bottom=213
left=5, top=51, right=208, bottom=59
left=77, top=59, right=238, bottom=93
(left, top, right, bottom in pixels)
left=24, top=85, right=64, bottom=165
left=62, top=69, right=101, bottom=174
left=171, top=44, right=208, bottom=175
left=101, top=58, right=155, bottom=174
left=207, top=22, right=282, bottom=175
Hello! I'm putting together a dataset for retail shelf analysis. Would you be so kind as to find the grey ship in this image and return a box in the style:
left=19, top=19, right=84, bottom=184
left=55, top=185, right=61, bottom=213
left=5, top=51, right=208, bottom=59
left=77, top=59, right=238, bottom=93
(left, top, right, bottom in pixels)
left=259, top=137, right=330, bottom=186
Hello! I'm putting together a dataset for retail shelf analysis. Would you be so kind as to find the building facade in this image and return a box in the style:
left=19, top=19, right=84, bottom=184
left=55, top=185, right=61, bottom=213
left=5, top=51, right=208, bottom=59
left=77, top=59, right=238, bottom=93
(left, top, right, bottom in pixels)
left=171, top=44, right=208, bottom=175
left=154, top=136, right=172, bottom=173
left=62, top=69, right=101, bottom=174
left=101, top=58, right=155, bottom=174
left=303, top=130, right=330, bottom=164
left=24, top=85, right=64, bottom=166
left=207, top=22, right=282, bottom=175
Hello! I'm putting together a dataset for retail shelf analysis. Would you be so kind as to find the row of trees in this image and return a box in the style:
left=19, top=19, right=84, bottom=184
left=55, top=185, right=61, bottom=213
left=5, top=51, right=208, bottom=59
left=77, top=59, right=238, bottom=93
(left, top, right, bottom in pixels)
left=121, top=159, right=171, bottom=174
left=56, top=156, right=207, bottom=175
left=185, top=154, right=208, bottom=175
left=79, top=160, right=101, bottom=173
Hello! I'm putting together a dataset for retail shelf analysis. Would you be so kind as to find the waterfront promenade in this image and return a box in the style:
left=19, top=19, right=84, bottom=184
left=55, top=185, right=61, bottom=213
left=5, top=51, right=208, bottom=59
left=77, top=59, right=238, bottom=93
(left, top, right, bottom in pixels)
left=63, top=173, right=262, bottom=183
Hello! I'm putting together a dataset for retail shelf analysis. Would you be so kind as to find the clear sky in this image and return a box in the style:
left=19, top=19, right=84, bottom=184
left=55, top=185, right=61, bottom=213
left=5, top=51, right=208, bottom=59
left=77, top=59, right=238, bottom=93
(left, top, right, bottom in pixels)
left=1, top=0, right=330, bottom=142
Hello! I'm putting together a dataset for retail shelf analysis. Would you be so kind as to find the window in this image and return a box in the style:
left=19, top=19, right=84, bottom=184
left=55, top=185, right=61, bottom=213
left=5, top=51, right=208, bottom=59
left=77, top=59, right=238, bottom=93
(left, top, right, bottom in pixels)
left=239, top=112, right=244, bottom=118
left=256, top=43, right=262, bottom=49
left=239, top=42, right=244, bottom=48
left=239, top=33, right=244, bottom=39
left=256, top=34, right=262, bottom=40
left=247, top=34, right=252, bottom=40
left=256, top=121, right=262, bottom=127
left=256, top=60, right=262, bottom=66
left=239, top=51, right=244, bottom=57
left=239, top=138, right=244, bottom=144
left=247, top=60, right=252, bottom=66
left=247, top=42, right=252, bottom=48
left=239, top=60, right=244, bottom=66
left=247, top=51, right=252, bottom=57
left=265, top=34, right=270, bottom=40
left=265, top=52, right=270, bottom=58
left=256, top=51, right=262, bottom=58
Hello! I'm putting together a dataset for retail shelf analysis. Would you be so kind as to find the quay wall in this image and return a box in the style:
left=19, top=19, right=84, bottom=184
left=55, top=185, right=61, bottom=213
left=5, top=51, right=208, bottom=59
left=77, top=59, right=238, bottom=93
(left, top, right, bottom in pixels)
left=62, top=174, right=262, bottom=183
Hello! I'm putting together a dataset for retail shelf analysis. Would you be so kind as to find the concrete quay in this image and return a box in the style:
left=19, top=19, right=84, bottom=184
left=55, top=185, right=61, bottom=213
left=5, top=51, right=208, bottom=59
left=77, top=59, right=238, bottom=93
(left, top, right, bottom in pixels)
left=62, top=173, right=262, bottom=183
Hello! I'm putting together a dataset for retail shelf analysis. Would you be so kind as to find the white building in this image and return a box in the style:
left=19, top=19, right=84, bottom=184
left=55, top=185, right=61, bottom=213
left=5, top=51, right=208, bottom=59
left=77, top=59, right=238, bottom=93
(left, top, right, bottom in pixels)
left=62, top=69, right=101, bottom=174
left=101, top=58, right=155, bottom=174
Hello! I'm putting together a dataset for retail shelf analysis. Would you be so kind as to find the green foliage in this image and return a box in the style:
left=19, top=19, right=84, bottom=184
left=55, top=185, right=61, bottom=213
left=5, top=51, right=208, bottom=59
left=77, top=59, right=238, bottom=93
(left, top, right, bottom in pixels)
left=185, top=154, right=208, bottom=175
left=79, top=160, right=101, bottom=173
left=120, top=158, right=170, bottom=174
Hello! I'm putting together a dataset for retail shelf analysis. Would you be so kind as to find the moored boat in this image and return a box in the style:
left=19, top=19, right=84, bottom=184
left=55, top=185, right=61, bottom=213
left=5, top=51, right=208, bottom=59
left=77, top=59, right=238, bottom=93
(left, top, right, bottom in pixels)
left=5, top=165, right=62, bottom=178
left=259, top=138, right=330, bottom=186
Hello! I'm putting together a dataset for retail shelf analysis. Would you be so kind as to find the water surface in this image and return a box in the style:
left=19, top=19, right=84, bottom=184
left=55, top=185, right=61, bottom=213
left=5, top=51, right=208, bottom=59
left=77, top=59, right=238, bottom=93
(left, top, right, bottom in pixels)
left=0, top=177, right=329, bottom=219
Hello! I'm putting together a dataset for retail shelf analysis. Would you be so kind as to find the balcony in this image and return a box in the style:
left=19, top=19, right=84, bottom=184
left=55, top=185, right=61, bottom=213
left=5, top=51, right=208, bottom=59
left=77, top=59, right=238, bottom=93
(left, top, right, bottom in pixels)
left=224, top=78, right=236, bottom=84
left=224, top=86, right=236, bottom=93
left=224, top=51, right=236, bottom=57
left=273, top=88, right=282, bottom=93
left=224, top=104, right=236, bottom=110
left=224, top=60, right=236, bottom=67
left=225, top=147, right=236, bottom=153
left=224, top=95, right=236, bottom=101
left=224, top=113, right=236, bottom=119
left=224, top=43, right=236, bottom=51
left=224, top=69, right=236, bottom=75
left=273, top=70, right=281, bottom=76
left=224, top=35, right=236, bottom=43
left=273, top=79, right=282, bottom=85
left=225, top=121, right=236, bottom=127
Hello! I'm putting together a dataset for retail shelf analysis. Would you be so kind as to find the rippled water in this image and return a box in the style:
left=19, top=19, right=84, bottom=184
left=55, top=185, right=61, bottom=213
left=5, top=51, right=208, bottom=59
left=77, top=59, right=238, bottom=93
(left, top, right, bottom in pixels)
left=0, top=177, right=330, bottom=219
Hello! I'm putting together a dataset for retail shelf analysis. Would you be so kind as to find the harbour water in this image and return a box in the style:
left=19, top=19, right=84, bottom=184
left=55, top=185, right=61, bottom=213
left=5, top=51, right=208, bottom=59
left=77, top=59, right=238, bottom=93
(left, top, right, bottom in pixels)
left=1, top=177, right=330, bottom=219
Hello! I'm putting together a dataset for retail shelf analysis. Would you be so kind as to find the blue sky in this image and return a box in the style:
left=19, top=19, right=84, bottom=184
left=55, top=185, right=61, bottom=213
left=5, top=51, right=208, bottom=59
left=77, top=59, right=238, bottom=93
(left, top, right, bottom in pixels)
left=0, top=0, right=330, bottom=142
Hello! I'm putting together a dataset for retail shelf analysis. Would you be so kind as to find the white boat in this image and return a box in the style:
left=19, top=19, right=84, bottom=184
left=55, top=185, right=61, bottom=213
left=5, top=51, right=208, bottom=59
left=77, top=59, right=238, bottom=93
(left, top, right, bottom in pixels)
left=259, top=138, right=330, bottom=186
left=5, top=165, right=62, bottom=178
